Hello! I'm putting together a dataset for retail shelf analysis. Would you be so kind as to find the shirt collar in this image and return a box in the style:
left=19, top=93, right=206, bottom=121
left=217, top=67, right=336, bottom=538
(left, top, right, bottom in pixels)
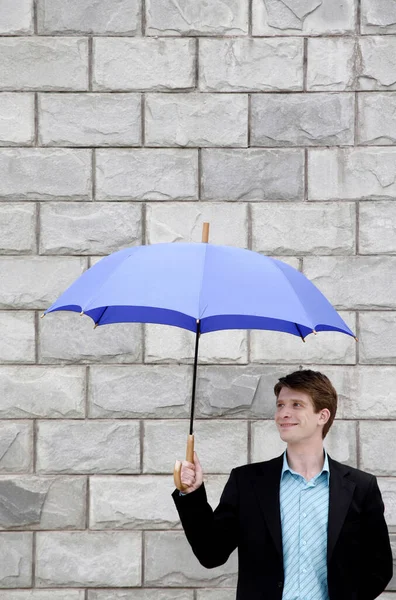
left=281, top=448, right=330, bottom=483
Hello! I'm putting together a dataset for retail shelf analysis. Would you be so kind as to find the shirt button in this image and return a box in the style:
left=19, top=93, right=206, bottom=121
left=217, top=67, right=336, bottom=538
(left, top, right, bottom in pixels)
left=303, top=540, right=307, bottom=546
left=302, top=569, right=307, bottom=574
left=303, top=513, right=307, bottom=517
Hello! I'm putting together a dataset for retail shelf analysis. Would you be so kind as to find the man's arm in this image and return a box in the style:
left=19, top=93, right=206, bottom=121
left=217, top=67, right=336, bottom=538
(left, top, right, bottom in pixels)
left=358, top=476, right=393, bottom=600
left=172, top=468, right=239, bottom=569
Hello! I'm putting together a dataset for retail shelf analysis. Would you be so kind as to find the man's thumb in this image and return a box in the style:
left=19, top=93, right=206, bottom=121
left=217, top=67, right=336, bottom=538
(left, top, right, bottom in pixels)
left=193, top=451, right=201, bottom=469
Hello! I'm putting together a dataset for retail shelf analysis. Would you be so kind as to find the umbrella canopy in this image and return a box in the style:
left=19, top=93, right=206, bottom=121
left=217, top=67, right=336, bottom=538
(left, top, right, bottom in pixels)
left=45, top=242, right=354, bottom=340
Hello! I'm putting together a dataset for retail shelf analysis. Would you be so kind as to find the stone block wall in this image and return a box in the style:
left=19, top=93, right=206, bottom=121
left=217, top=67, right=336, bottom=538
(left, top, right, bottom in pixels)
left=0, top=0, right=395, bottom=597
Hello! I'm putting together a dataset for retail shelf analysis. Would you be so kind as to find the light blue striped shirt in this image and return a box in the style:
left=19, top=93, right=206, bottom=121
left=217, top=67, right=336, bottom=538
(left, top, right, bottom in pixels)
left=280, top=450, right=330, bottom=600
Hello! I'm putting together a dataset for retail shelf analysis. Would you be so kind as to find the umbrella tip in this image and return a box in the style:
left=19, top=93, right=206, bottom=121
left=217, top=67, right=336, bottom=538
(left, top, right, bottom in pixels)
left=40, top=313, right=45, bottom=318
left=312, top=329, right=317, bottom=335
left=354, top=336, right=358, bottom=342
left=93, top=323, right=98, bottom=329
left=80, top=311, right=84, bottom=316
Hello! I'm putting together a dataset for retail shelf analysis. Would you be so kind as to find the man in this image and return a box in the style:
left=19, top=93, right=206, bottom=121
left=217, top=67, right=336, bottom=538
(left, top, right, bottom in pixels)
left=172, top=369, right=393, bottom=600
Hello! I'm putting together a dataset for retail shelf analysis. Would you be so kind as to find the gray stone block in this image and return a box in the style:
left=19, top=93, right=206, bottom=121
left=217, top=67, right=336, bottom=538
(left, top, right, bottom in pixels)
left=0, top=256, right=86, bottom=309
left=39, top=202, right=142, bottom=255
left=36, top=531, right=141, bottom=586
left=308, top=148, right=396, bottom=200
left=0, top=204, right=36, bottom=254
left=202, top=149, right=304, bottom=201
left=303, top=256, right=396, bottom=309
left=0, top=0, right=33, bottom=34
left=88, top=592, right=193, bottom=600
left=93, top=38, right=195, bottom=91
left=0, top=37, right=88, bottom=91
left=37, top=0, right=141, bottom=34
left=252, top=0, right=356, bottom=35
left=359, top=312, right=396, bottom=364
left=199, top=38, right=303, bottom=92
left=358, top=93, right=396, bottom=145
left=0, top=93, right=34, bottom=145
left=0, top=592, right=85, bottom=600
left=197, top=592, right=236, bottom=600
left=0, top=532, right=32, bottom=587
left=39, top=93, right=141, bottom=147
left=96, top=149, right=198, bottom=201
left=251, top=93, right=354, bottom=146
left=358, top=36, right=396, bottom=90
left=143, top=420, right=248, bottom=474
left=361, top=0, right=396, bottom=34
left=360, top=421, right=396, bottom=476
left=0, top=366, right=85, bottom=418
left=0, top=312, right=35, bottom=364
left=377, top=478, right=396, bottom=531
left=36, top=420, right=140, bottom=474
left=339, top=366, right=396, bottom=420
left=146, top=0, right=248, bottom=35
left=89, top=365, right=191, bottom=418
left=252, top=202, right=355, bottom=255
left=359, top=201, right=396, bottom=254
left=0, top=149, right=92, bottom=200
left=307, top=38, right=356, bottom=91
left=146, top=202, right=248, bottom=247
left=39, top=313, right=142, bottom=363
left=0, top=422, right=33, bottom=474
left=0, top=475, right=86, bottom=530
left=144, top=531, right=237, bottom=587
left=145, top=94, right=248, bottom=148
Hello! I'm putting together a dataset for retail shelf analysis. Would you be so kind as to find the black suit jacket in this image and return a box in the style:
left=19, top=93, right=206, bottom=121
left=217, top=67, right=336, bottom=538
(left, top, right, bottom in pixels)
left=172, top=454, right=393, bottom=600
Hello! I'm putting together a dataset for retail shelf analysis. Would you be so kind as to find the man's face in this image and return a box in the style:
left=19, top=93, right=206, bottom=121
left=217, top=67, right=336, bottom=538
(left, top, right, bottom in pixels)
left=275, top=386, right=327, bottom=445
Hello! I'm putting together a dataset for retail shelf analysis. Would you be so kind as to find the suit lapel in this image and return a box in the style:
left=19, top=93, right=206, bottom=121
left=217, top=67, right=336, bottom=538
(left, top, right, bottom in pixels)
left=250, top=455, right=284, bottom=559
left=327, top=456, right=356, bottom=563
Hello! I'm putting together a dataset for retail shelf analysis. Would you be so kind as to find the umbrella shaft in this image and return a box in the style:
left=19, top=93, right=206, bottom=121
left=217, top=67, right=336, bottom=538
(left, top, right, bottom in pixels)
left=189, top=320, right=201, bottom=435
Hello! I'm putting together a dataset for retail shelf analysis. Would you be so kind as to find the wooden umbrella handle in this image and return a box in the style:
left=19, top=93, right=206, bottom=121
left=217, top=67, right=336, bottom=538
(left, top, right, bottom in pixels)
left=173, top=434, right=195, bottom=491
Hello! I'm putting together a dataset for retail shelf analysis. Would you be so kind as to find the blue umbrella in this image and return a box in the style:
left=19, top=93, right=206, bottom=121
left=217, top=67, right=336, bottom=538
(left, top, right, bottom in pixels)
left=43, top=224, right=355, bottom=489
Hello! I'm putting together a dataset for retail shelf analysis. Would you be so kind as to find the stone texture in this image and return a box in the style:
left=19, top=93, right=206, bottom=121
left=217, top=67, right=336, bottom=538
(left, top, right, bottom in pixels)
left=0, top=422, right=33, bottom=474
left=377, top=478, right=396, bottom=531
left=0, top=149, right=91, bottom=200
left=144, top=531, right=237, bottom=587
left=339, top=366, right=396, bottom=419
left=361, top=0, right=396, bottom=33
left=36, top=531, right=141, bottom=587
left=39, top=313, right=142, bottom=363
left=358, top=36, right=396, bottom=90
left=146, top=203, right=248, bottom=246
left=0, top=312, right=35, bottom=364
left=360, top=421, right=396, bottom=475
left=0, top=0, right=33, bottom=34
left=88, top=593, right=193, bottom=600
left=359, top=201, right=396, bottom=254
left=252, top=0, right=356, bottom=35
left=145, top=94, right=248, bottom=147
left=96, top=149, right=198, bottom=201
left=0, top=257, right=86, bottom=309
left=90, top=474, right=228, bottom=530
left=36, top=420, right=140, bottom=474
left=307, top=38, right=356, bottom=91
left=37, top=0, right=141, bottom=34
left=359, top=312, right=396, bottom=364
left=145, top=325, right=247, bottom=364
left=93, top=38, right=195, bottom=91
left=251, top=420, right=357, bottom=466
left=303, top=256, right=396, bottom=309
left=0, top=204, right=36, bottom=254
left=89, top=365, right=191, bottom=418
left=308, top=148, right=396, bottom=200
left=0, top=593, right=85, bottom=600
left=39, top=93, right=141, bottom=147
left=358, top=93, right=396, bottom=145
left=197, top=592, right=236, bottom=600
left=202, top=149, right=304, bottom=201
left=143, top=420, right=248, bottom=473
left=252, top=203, right=355, bottom=255
left=0, top=38, right=88, bottom=91
left=0, top=93, right=34, bottom=145
left=251, top=312, right=356, bottom=364
left=146, top=0, right=248, bottom=35
left=40, top=202, right=142, bottom=255
left=0, top=476, right=86, bottom=530
left=199, top=38, right=303, bottom=92
left=0, top=366, right=85, bottom=418
left=0, top=532, right=32, bottom=587
left=251, top=93, right=354, bottom=147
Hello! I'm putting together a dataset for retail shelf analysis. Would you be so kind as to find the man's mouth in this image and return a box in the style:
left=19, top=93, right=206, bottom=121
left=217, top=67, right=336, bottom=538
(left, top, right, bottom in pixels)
left=279, top=423, right=298, bottom=428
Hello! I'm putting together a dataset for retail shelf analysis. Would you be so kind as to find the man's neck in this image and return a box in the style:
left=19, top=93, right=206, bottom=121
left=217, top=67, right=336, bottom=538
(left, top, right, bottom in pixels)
left=286, top=442, right=326, bottom=480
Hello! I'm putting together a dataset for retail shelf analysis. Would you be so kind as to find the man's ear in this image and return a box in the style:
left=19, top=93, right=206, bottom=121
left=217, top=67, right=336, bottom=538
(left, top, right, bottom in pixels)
left=319, top=409, right=331, bottom=423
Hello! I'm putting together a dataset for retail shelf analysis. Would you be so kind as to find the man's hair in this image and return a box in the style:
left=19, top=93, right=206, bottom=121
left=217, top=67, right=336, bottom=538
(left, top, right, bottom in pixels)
left=273, top=369, right=337, bottom=439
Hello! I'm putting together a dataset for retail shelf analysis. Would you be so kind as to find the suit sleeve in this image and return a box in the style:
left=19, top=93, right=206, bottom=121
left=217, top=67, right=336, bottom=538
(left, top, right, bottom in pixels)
left=358, top=476, right=393, bottom=600
left=171, top=468, right=239, bottom=569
